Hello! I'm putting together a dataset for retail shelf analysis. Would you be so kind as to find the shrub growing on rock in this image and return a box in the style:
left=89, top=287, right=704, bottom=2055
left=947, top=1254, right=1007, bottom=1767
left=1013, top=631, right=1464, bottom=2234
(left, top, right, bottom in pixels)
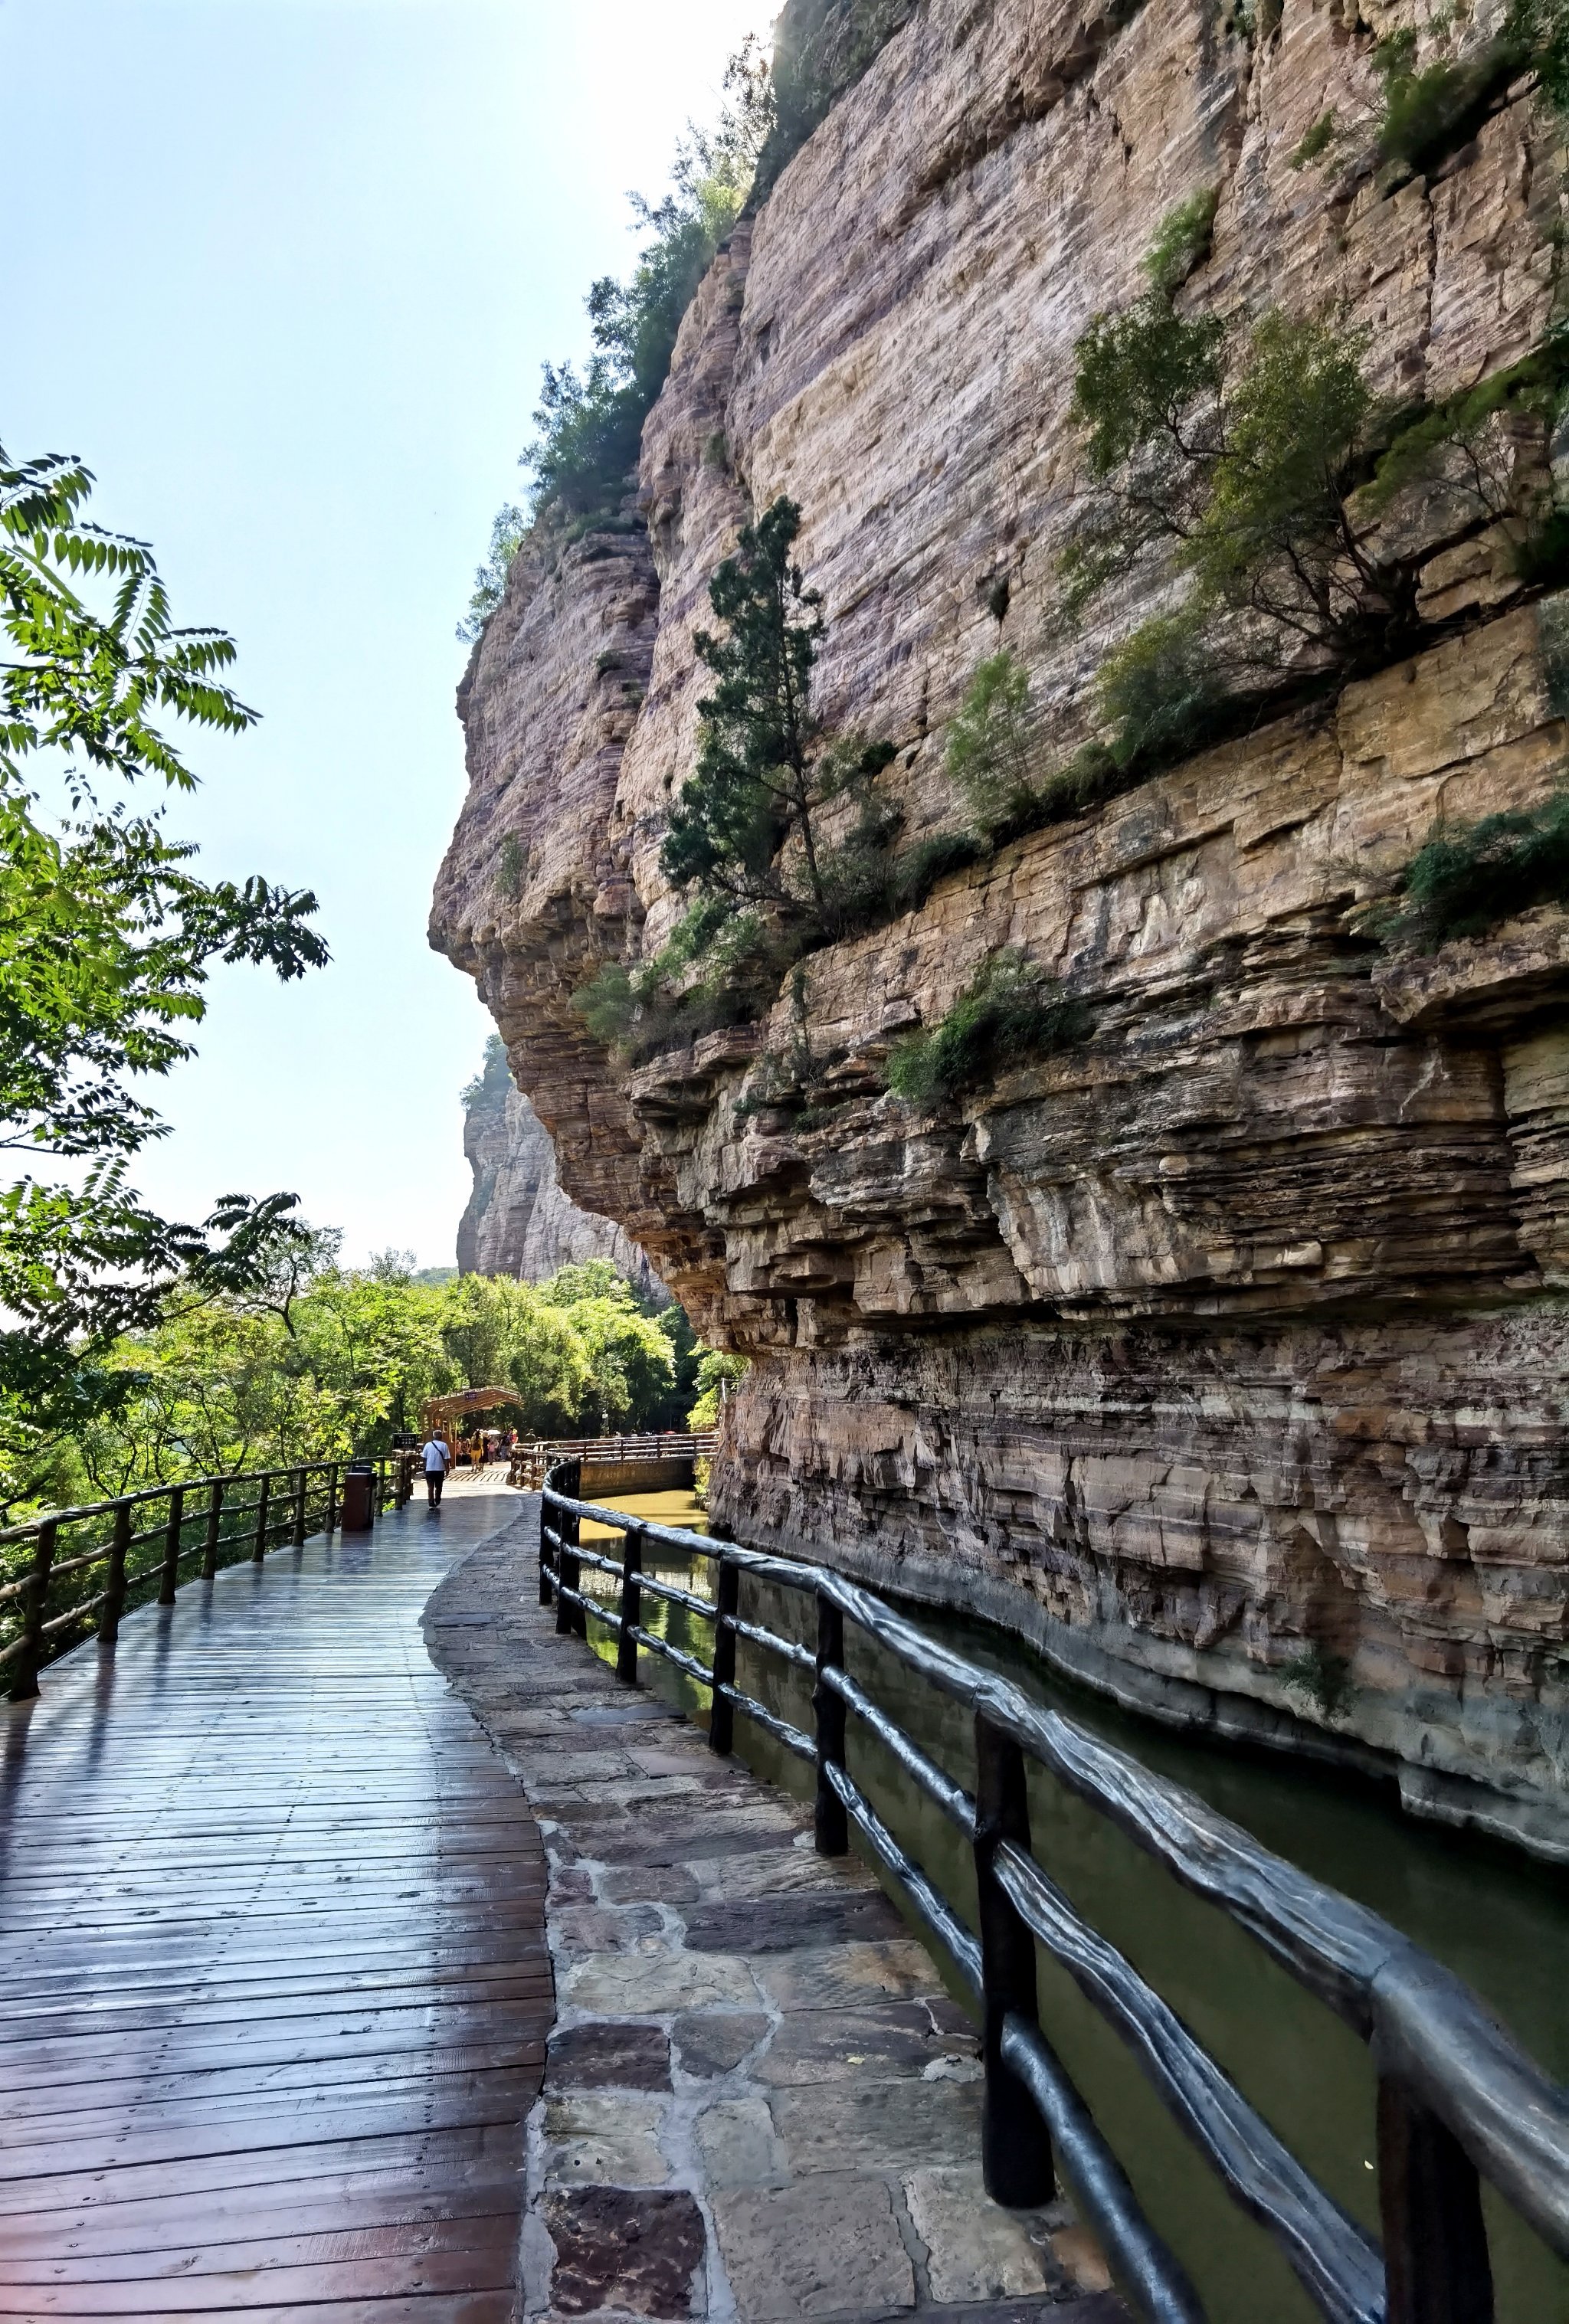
left=1372, top=0, right=1569, bottom=178
left=1064, top=178, right=1569, bottom=773
left=1377, top=792, right=1569, bottom=950
left=1280, top=1644, right=1354, bottom=1723
left=885, top=951, right=1090, bottom=1105
left=945, top=650, right=1037, bottom=833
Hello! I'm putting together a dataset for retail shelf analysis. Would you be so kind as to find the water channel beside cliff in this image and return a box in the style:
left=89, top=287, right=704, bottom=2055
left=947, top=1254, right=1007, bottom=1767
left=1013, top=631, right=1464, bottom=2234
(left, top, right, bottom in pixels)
left=578, top=1492, right=1569, bottom=2324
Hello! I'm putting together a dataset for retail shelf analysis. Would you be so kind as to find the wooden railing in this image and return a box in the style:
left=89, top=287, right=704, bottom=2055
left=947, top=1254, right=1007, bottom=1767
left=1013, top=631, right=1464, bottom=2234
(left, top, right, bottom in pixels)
left=1, top=1452, right=416, bottom=1701
left=542, top=1460, right=1569, bottom=2324
left=506, top=1431, right=716, bottom=1488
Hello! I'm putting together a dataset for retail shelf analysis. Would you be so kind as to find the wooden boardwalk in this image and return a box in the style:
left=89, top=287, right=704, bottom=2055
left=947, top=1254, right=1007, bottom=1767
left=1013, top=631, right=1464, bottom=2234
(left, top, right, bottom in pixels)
left=0, top=1483, right=548, bottom=2321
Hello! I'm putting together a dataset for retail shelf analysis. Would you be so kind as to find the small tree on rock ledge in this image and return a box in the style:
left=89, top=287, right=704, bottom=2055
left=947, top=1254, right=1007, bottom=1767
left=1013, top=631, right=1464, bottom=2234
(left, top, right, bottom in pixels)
left=662, top=496, right=829, bottom=917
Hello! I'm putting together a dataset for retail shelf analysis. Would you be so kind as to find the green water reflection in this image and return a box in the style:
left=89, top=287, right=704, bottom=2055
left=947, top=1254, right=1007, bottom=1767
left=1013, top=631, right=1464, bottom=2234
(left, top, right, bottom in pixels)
left=573, top=1495, right=1569, bottom=2324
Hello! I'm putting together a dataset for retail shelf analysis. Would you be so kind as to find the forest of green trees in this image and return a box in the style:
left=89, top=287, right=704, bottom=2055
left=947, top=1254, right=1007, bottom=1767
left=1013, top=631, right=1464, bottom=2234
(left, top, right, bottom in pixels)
left=7, top=1252, right=705, bottom=1523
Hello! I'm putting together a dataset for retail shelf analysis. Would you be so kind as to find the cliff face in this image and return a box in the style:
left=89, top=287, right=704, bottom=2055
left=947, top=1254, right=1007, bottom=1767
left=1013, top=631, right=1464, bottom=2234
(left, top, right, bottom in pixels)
left=458, top=1055, right=660, bottom=1293
left=431, top=0, right=1569, bottom=1856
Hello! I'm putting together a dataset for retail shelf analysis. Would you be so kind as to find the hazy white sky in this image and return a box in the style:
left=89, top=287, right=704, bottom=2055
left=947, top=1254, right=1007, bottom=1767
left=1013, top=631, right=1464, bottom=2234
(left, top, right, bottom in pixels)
left=1, top=0, right=775, bottom=1268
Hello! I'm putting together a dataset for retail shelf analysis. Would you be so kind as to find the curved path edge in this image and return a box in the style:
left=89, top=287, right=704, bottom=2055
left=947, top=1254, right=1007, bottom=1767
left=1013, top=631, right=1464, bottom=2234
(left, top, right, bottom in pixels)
left=423, top=1499, right=1127, bottom=2324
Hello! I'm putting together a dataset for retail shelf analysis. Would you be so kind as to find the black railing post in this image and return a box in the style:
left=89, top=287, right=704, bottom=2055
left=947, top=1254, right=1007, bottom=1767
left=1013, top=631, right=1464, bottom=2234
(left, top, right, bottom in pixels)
left=99, top=1503, right=131, bottom=1645
left=973, top=1710, right=1056, bottom=2209
left=617, top=1525, right=642, bottom=1685
left=326, top=1462, right=340, bottom=1533
left=158, top=1487, right=185, bottom=1607
left=709, top=1554, right=739, bottom=1756
left=814, top=1591, right=850, bottom=1856
left=201, top=1481, right=224, bottom=1581
left=1377, top=2077, right=1494, bottom=2324
left=539, top=1507, right=555, bottom=1607
left=292, top=1468, right=307, bottom=1549
left=556, top=1460, right=582, bottom=1637
left=252, top=1474, right=271, bottom=1564
left=8, top=1520, right=57, bottom=1701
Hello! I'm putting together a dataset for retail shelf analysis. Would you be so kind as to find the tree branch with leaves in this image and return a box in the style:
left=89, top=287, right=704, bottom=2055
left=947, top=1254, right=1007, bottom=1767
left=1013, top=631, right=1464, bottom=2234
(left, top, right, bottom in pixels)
left=0, top=437, right=330, bottom=1452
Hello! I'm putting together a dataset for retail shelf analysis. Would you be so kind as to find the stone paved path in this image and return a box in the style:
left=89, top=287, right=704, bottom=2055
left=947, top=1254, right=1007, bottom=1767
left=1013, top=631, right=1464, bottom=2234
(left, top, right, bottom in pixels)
left=424, top=1503, right=1125, bottom=2324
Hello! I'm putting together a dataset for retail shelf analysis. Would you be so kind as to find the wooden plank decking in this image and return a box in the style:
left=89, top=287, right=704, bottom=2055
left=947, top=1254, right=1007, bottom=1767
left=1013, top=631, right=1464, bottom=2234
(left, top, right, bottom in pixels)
left=0, top=1484, right=547, bottom=2320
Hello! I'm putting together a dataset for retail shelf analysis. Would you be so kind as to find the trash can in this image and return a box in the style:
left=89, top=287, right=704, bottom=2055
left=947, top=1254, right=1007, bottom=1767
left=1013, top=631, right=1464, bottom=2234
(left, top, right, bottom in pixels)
left=340, top=1460, right=376, bottom=1534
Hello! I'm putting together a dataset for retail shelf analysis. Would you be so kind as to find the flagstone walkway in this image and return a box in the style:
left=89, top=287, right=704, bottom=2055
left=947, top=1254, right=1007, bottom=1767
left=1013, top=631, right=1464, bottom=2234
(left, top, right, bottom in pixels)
left=424, top=1505, right=1125, bottom=2324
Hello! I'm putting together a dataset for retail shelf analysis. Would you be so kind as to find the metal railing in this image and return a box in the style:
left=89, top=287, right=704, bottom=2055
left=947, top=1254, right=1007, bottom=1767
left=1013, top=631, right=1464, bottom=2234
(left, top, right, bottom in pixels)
left=542, top=1460, right=1569, bottom=2324
left=507, top=1431, right=716, bottom=1488
left=1, top=1453, right=417, bottom=1701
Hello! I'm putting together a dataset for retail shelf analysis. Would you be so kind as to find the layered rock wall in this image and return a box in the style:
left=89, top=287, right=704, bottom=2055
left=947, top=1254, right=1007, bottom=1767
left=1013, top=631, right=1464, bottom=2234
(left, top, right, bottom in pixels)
left=458, top=1056, right=660, bottom=1294
left=432, top=0, right=1569, bottom=1854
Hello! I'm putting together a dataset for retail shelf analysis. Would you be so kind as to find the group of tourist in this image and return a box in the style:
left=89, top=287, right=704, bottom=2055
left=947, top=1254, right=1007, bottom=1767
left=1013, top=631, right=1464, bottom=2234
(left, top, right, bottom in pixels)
left=419, top=1426, right=518, bottom=1505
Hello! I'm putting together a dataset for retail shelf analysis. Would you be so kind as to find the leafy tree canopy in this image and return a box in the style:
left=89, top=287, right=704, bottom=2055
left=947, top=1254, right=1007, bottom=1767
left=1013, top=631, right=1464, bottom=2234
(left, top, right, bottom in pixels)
left=7, top=1249, right=693, bottom=1521
left=0, top=439, right=329, bottom=1422
left=460, top=44, right=772, bottom=642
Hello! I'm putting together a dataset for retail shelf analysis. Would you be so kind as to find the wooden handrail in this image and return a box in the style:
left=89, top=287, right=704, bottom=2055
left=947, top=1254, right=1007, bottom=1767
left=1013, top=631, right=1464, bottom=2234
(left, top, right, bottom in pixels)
left=541, top=1465, right=1569, bottom=2324
left=1, top=1452, right=417, bottom=1698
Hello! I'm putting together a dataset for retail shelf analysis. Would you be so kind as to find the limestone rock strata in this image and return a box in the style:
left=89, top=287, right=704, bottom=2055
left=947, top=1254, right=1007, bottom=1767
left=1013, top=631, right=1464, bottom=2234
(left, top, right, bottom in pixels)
left=458, top=1064, right=660, bottom=1294
left=431, top=0, right=1569, bottom=1853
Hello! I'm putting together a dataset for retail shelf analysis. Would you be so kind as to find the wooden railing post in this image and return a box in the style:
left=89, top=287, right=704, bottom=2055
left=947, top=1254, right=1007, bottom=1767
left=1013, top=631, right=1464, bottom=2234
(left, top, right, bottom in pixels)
left=555, top=1460, right=583, bottom=1638
left=325, top=1462, right=339, bottom=1533
left=252, top=1474, right=271, bottom=1564
left=1377, top=2078, right=1494, bottom=2324
left=201, top=1481, right=224, bottom=1581
left=99, top=1503, right=131, bottom=1644
left=709, top=1554, right=739, bottom=1756
left=814, top=1591, right=850, bottom=1856
left=974, top=1710, right=1056, bottom=2208
left=158, top=1487, right=185, bottom=1606
left=292, top=1468, right=307, bottom=1549
left=8, top=1520, right=57, bottom=1701
left=616, top=1525, right=643, bottom=1685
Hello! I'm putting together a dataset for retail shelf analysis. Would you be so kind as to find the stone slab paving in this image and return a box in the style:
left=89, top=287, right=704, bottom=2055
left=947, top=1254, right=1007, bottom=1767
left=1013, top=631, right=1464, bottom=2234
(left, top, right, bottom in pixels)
left=423, top=1503, right=1127, bottom=2324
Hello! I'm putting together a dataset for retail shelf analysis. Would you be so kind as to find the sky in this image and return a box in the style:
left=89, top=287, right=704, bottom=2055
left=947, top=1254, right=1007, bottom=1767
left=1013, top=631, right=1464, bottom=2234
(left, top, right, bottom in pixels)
left=1, top=0, right=775, bottom=1268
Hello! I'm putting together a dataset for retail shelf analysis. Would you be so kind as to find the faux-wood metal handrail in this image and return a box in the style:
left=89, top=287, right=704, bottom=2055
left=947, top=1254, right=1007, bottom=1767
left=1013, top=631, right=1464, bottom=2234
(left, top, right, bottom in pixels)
left=2, top=1453, right=417, bottom=1698
left=541, top=1468, right=1569, bottom=2324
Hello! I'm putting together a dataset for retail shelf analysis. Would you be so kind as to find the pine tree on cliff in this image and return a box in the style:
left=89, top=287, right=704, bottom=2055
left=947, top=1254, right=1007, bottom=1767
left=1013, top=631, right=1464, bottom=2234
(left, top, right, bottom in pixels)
left=662, top=498, right=829, bottom=918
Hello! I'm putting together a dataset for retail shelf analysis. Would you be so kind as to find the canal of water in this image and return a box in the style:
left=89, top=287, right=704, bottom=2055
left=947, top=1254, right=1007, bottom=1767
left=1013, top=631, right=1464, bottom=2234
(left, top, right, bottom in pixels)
left=577, top=1492, right=1569, bottom=2324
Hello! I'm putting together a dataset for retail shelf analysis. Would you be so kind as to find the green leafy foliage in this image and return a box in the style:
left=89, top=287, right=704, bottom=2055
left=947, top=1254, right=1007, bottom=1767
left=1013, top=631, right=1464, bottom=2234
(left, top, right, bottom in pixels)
left=496, top=830, right=526, bottom=901
left=1060, top=190, right=1563, bottom=764
left=0, top=440, right=329, bottom=1425
left=462, top=1032, right=512, bottom=1112
left=1093, top=608, right=1224, bottom=771
left=942, top=649, right=1155, bottom=846
left=1371, top=0, right=1569, bottom=176
left=8, top=1251, right=686, bottom=1520
left=945, top=650, right=1035, bottom=832
left=687, top=1347, right=748, bottom=1430
left=885, top=951, right=1090, bottom=1105
left=1377, top=790, right=1569, bottom=949
left=1143, top=187, right=1218, bottom=297
left=663, top=497, right=828, bottom=912
left=755, top=0, right=916, bottom=195
left=509, top=51, right=770, bottom=554
left=1280, top=1644, right=1354, bottom=1723
left=573, top=898, right=781, bottom=1063
left=457, top=506, right=527, bottom=645
left=1289, top=110, right=1338, bottom=169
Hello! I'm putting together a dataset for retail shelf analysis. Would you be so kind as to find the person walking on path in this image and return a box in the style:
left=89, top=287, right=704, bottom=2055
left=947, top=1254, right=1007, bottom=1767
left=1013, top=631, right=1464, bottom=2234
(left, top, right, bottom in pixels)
left=421, top=1433, right=451, bottom=1507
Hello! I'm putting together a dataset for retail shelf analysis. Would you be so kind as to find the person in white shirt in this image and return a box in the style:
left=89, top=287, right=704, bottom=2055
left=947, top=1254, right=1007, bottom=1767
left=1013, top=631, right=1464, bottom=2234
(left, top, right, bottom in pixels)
left=421, top=1435, right=450, bottom=1507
